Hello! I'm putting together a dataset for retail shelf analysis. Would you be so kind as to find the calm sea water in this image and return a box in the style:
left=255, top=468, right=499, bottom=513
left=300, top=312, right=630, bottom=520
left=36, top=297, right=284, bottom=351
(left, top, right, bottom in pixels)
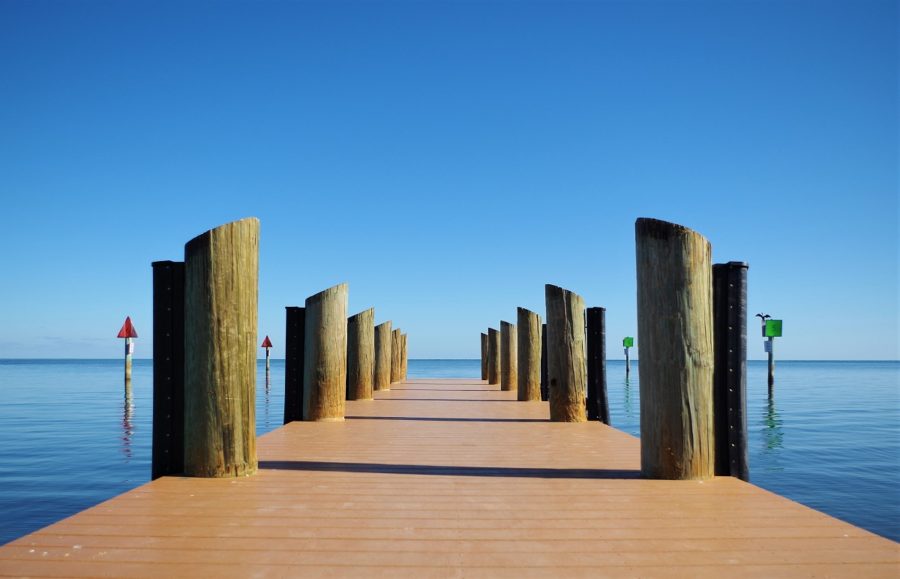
left=0, top=359, right=897, bottom=545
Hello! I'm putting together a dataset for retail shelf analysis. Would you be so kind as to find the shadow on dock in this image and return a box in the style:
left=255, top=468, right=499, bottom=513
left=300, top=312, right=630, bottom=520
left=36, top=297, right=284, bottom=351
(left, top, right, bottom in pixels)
left=346, top=415, right=548, bottom=423
left=258, top=460, right=641, bottom=479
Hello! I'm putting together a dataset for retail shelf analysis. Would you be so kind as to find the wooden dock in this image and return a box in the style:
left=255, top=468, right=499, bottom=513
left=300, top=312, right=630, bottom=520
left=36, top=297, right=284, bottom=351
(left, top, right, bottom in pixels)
left=1, top=379, right=897, bottom=577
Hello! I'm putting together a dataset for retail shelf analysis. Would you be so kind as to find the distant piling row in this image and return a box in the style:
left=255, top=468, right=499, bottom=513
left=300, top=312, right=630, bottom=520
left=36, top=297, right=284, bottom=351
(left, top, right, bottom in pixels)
left=150, top=217, right=411, bottom=481
left=479, top=217, right=750, bottom=482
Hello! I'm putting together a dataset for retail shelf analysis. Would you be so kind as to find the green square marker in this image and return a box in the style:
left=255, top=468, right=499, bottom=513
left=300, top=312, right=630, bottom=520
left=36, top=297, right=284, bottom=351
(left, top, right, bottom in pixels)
left=623, top=337, right=634, bottom=348
left=765, top=319, right=782, bottom=338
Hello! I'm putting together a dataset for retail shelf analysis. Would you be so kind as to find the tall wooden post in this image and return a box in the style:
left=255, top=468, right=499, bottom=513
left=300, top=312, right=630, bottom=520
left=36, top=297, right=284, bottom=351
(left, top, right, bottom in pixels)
left=516, top=307, right=541, bottom=401
left=347, top=308, right=375, bottom=401
left=151, top=260, right=184, bottom=480
left=636, top=218, right=714, bottom=480
left=391, top=328, right=402, bottom=383
left=714, top=262, right=749, bottom=481
left=500, top=321, right=517, bottom=392
left=283, top=307, right=305, bottom=423
left=487, top=328, right=500, bottom=385
left=374, top=321, right=392, bottom=391
left=545, top=284, right=587, bottom=422
left=540, top=323, right=548, bottom=401
left=586, top=307, right=610, bottom=424
left=400, top=333, right=408, bottom=380
left=303, top=283, right=348, bottom=421
left=183, top=218, right=259, bottom=478
left=480, top=333, right=488, bottom=381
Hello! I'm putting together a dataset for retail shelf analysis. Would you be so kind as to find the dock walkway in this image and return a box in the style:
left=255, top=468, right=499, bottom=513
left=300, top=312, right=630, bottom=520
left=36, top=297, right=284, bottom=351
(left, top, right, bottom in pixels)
left=1, top=379, right=897, bottom=577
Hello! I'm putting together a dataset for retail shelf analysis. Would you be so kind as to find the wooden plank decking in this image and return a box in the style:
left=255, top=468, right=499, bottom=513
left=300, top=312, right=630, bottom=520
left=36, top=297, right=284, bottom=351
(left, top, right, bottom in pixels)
left=1, top=379, right=897, bottom=577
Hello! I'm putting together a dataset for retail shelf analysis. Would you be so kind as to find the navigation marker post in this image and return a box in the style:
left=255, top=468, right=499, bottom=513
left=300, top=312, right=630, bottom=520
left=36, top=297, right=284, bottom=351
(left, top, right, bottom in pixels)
left=756, top=314, right=782, bottom=391
left=623, top=336, right=634, bottom=377
left=117, top=316, right=138, bottom=392
left=261, top=335, right=273, bottom=387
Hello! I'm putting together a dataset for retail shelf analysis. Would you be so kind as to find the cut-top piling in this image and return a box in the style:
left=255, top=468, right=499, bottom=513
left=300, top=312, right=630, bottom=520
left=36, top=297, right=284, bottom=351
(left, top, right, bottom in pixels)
left=183, top=218, right=259, bottom=478
left=636, top=218, right=714, bottom=480
left=480, top=333, right=488, bottom=380
left=545, top=284, right=587, bottom=422
left=487, top=328, right=500, bottom=385
left=391, top=329, right=402, bottom=383
left=500, top=321, right=518, bottom=392
left=516, top=308, right=542, bottom=401
left=303, top=283, right=348, bottom=421
left=374, top=321, right=392, bottom=391
left=347, top=308, right=375, bottom=401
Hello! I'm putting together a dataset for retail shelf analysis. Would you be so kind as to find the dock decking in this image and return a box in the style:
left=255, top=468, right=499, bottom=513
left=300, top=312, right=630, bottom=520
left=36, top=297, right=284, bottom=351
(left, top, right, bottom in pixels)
left=1, top=379, right=897, bottom=577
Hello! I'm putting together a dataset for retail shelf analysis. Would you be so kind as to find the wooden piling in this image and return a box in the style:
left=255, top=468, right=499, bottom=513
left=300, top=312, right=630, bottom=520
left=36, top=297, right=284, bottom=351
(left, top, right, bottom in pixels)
left=303, top=283, right=348, bottom=421
left=500, top=321, right=517, bottom=392
left=183, top=218, right=259, bottom=478
left=636, top=218, right=714, bottom=480
left=400, top=333, right=408, bottom=380
left=545, top=284, right=587, bottom=422
left=374, top=321, right=392, bottom=391
left=391, top=329, right=402, bottom=383
left=540, top=323, right=548, bottom=401
left=347, top=308, right=375, bottom=401
left=283, top=307, right=305, bottom=424
left=480, top=333, right=488, bottom=381
left=151, top=260, right=184, bottom=480
left=714, top=261, right=750, bottom=481
left=487, top=328, right=500, bottom=385
left=586, top=307, right=610, bottom=424
left=516, top=308, right=542, bottom=401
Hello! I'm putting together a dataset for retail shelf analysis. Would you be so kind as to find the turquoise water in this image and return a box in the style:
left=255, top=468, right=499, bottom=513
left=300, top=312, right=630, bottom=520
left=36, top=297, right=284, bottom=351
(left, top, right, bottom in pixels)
left=0, top=359, right=897, bottom=545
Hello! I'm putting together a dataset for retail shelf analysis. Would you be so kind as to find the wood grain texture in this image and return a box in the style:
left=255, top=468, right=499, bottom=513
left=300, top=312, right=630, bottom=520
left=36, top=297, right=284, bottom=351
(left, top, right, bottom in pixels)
left=487, top=328, right=500, bottom=385
left=3, top=379, right=896, bottom=578
left=347, top=308, right=375, bottom=401
left=391, top=329, right=402, bottom=384
left=545, top=284, right=586, bottom=423
left=400, top=333, right=408, bottom=381
left=500, top=321, right=517, bottom=393
left=183, top=218, right=259, bottom=478
left=636, top=218, right=714, bottom=480
left=374, top=321, right=392, bottom=392
left=303, top=283, right=348, bottom=422
left=516, top=308, right=541, bottom=401
left=480, top=333, right=488, bottom=380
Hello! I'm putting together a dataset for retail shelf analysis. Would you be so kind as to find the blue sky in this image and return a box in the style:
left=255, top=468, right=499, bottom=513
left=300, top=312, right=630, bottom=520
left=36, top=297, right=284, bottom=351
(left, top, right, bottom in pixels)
left=0, top=0, right=896, bottom=360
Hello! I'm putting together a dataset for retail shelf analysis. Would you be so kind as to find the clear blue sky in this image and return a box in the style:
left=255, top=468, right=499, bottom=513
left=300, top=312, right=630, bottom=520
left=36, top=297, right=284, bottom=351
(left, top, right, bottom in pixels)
left=0, top=0, right=896, bottom=360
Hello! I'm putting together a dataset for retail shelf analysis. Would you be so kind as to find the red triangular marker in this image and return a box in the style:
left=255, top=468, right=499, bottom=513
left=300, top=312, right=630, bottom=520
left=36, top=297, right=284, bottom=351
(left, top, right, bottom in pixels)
left=261, top=336, right=273, bottom=348
left=117, top=316, right=138, bottom=338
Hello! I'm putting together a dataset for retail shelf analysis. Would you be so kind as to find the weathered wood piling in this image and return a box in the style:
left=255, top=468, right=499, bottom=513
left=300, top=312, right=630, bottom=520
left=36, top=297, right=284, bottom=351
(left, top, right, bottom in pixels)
left=480, top=333, right=488, bottom=381
left=487, top=327, right=500, bottom=385
left=374, top=321, right=392, bottom=391
left=516, top=308, right=542, bottom=401
left=714, top=261, right=749, bottom=480
left=391, top=328, right=402, bottom=383
left=347, top=308, right=375, bottom=401
left=401, top=333, right=408, bottom=380
left=636, top=218, right=714, bottom=480
left=283, top=307, right=305, bottom=423
left=586, top=307, right=610, bottom=424
left=151, top=260, right=184, bottom=480
left=303, top=283, right=348, bottom=421
left=540, top=323, right=548, bottom=401
left=545, top=284, right=586, bottom=422
left=500, top=321, right=517, bottom=392
left=183, top=218, right=259, bottom=477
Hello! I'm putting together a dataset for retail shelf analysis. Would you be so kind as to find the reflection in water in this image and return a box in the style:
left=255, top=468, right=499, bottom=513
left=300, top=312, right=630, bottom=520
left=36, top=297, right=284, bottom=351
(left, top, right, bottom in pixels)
left=623, top=377, right=634, bottom=419
left=762, top=393, right=784, bottom=458
left=263, top=379, right=271, bottom=431
left=121, top=394, right=134, bottom=461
